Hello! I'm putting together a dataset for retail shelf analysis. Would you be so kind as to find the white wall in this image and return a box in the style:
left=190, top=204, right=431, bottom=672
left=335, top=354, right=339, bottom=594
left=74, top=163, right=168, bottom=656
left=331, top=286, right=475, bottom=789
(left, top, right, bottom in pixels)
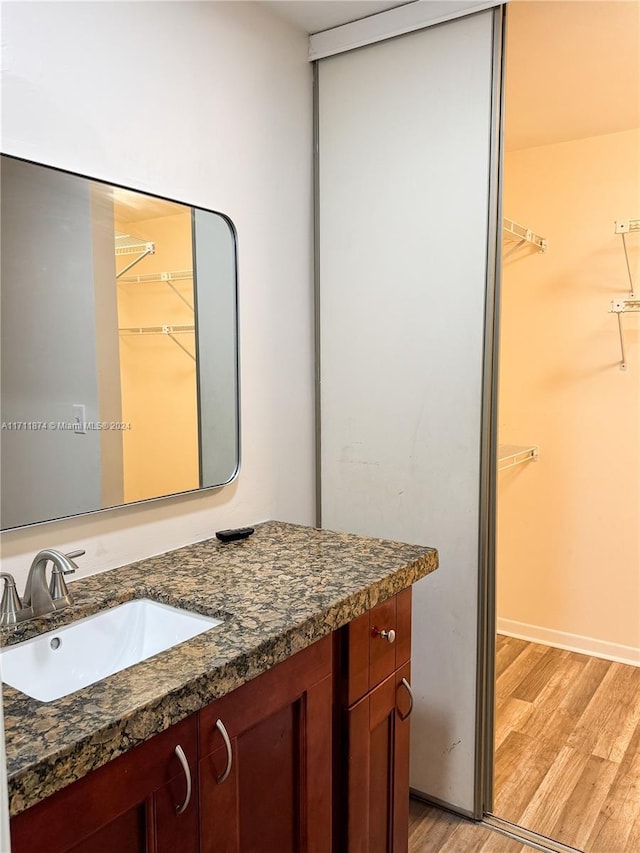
left=0, top=1, right=314, bottom=588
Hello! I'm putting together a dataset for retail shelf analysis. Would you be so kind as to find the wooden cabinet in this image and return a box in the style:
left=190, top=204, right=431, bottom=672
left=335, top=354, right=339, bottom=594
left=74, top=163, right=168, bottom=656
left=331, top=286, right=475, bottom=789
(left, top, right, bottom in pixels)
left=198, top=633, right=333, bottom=853
left=10, top=592, right=413, bottom=853
left=10, top=714, right=198, bottom=853
left=337, top=588, right=413, bottom=853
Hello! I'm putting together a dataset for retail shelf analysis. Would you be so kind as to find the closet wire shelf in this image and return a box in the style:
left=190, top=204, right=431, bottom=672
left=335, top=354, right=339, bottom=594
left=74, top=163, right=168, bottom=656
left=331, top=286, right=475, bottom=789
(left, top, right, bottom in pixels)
left=118, top=269, right=194, bottom=310
left=117, top=270, right=193, bottom=284
left=498, top=445, right=539, bottom=472
left=503, top=218, right=547, bottom=256
left=115, top=232, right=156, bottom=279
left=119, top=324, right=196, bottom=361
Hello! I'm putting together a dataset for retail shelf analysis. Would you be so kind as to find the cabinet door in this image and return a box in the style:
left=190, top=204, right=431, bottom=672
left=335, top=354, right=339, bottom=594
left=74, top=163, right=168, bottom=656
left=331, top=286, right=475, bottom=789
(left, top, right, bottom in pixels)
left=154, top=755, right=199, bottom=853
left=10, top=715, right=198, bottom=853
left=199, top=635, right=333, bottom=853
left=67, top=803, right=148, bottom=853
left=345, top=663, right=412, bottom=853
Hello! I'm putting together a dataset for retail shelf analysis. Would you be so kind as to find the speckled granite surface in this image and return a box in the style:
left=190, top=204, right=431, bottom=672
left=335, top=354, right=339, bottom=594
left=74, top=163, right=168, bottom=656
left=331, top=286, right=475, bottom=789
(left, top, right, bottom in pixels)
left=1, top=520, right=437, bottom=816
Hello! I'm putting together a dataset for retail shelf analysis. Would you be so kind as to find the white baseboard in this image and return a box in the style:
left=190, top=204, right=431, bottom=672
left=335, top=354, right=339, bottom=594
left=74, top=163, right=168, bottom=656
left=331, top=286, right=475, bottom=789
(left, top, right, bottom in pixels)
left=497, top=618, right=640, bottom=667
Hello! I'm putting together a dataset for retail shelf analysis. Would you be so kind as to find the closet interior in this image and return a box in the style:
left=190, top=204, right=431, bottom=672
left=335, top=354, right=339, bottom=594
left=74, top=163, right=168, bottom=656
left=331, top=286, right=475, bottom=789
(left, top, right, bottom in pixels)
left=493, top=2, right=640, bottom=851
left=114, top=197, right=198, bottom=502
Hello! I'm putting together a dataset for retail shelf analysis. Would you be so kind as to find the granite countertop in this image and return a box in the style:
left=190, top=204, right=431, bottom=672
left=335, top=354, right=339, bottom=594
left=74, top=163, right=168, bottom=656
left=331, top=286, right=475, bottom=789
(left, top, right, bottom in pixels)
left=1, top=520, right=438, bottom=817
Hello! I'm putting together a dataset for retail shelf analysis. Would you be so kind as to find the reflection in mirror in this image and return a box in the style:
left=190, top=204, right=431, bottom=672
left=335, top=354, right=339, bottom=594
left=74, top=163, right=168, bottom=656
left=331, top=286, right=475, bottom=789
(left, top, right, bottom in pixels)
left=0, top=156, right=239, bottom=530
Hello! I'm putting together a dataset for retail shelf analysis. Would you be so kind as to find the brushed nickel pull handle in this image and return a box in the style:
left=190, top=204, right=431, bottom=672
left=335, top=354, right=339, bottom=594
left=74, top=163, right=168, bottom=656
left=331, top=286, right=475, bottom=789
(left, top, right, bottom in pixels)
left=215, top=719, right=233, bottom=784
left=373, top=626, right=396, bottom=644
left=398, top=677, right=414, bottom=721
left=174, top=745, right=192, bottom=815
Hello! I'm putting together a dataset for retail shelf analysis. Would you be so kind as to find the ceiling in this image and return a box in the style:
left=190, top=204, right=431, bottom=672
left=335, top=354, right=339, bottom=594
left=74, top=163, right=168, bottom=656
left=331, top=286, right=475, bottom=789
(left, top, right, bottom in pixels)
left=111, top=188, right=187, bottom=224
left=265, top=1, right=413, bottom=34
left=264, top=0, right=639, bottom=151
left=504, top=1, right=640, bottom=150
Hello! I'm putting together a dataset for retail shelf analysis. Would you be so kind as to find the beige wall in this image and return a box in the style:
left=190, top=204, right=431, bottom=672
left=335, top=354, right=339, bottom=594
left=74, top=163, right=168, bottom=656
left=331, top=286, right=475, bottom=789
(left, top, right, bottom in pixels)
left=497, top=128, right=640, bottom=661
left=116, top=211, right=198, bottom=502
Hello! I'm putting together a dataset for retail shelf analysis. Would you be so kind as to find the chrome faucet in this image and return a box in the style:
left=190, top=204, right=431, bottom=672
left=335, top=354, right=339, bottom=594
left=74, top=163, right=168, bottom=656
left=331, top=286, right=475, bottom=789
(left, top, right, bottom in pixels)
left=0, top=549, right=85, bottom=627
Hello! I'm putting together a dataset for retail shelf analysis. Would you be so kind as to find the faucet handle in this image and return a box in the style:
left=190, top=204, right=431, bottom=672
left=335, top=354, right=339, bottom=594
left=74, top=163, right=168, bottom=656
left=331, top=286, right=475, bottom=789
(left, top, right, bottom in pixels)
left=61, top=549, right=85, bottom=573
left=49, top=550, right=84, bottom=604
left=0, top=573, right=23, bottom=627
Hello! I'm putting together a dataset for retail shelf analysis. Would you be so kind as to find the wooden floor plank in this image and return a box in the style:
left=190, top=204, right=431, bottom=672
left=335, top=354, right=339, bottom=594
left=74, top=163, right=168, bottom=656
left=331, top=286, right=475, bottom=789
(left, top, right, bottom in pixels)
left=526, top=655, right=611, bottom=750
left=517, top=745, right=589, bottom=835
left=408, top=800, right=532, bottom=853
left=623, top=807, right=640, bottom=853
left=591, top=663, right=640, bottom=763
left=513, top=653, right=588, bottom=743
left=492, top=636, right=640, bottom=852
left=494, top=696, right=533, bottom=750
left=511, top=646, right=569, bottom=704
left=566, top=663, right=627, bottom=756
left=496, top=635, right=529, bottom=679
left=493, top=731, right=559, bottom=822
left=585, top=715, right=640, bottom=853
left=551, top=754, right=618, bottom=849
left=495, top=642, right=548, bottom=703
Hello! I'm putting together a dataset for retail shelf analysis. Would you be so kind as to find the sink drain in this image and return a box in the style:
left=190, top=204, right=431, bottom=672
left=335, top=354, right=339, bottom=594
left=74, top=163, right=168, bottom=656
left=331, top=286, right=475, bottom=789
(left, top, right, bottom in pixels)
left=50, top=637, right=61, bottom=650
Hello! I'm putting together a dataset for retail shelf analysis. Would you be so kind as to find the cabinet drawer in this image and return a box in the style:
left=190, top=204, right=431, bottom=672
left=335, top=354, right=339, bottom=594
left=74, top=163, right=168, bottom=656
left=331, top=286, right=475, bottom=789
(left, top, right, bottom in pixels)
left=342, top=588, right=411, bottom=706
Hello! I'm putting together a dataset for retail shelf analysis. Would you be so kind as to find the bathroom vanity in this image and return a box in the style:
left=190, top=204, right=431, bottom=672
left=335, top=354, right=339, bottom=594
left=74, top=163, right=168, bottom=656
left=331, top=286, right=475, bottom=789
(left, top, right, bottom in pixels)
left=2, top=522, right=437, bottom=852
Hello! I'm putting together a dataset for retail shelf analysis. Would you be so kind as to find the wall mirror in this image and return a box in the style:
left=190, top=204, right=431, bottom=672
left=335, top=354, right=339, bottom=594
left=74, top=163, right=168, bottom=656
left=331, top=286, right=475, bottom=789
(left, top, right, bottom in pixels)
left=1, top=155, right=239, bottom=530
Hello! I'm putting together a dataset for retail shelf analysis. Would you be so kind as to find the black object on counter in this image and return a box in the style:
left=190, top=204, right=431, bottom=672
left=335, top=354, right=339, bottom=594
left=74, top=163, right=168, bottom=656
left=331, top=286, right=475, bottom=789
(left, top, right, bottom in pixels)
left=215, top=527, right=255, bottom=543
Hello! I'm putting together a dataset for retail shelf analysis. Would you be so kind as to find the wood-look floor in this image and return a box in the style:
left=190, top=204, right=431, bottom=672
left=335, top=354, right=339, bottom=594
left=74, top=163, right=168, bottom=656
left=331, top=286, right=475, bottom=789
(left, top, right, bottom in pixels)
left=493, top=635, right=640, bottom=852
left=409, top=799, right=539, bottom=852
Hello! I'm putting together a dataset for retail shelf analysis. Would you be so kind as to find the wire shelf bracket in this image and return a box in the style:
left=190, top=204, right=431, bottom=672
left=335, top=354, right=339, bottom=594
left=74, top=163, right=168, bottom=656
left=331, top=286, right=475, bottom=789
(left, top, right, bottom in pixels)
left=114, top=232, right=156, bottom=279
left=610, top=296, right=640, bottom=371
left=497, top=444, right=539, bottom=472
left=614, top=219, right=639, bottom=298
left=503, top=218, right=547, bottom=256
left=610, top=219, right=639, bottom=369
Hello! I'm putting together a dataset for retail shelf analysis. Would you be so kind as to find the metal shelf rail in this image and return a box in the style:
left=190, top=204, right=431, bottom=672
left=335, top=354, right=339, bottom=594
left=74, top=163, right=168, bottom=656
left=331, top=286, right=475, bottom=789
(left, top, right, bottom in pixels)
left=118, top=324, right=195, bottom=361
left=497, top=444, right=539, bottom=472
left=118, top=270, right=194, bottom=310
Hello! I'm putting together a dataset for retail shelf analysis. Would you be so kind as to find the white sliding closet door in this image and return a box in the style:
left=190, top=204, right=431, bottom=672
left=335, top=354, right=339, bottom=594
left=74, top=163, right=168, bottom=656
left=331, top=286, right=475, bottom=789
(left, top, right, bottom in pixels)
left=318, top=11, right=496, bottom=812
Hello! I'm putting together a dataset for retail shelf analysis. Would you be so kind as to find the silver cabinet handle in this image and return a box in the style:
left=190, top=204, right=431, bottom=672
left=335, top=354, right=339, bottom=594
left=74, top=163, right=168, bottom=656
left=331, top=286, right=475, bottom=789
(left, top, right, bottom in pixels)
left=215, top=719, right=233, bottom=784
left=174, top=745, right=192, bottom=815
left=398, top=677, right=414, bottom=721
left=373, top=627, right=396, bottom=644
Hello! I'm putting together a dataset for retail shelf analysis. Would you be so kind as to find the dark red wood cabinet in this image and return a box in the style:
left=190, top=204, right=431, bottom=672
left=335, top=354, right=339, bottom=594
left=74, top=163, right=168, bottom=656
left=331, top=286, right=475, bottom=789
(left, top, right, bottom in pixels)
left=337, top=588, right=413, bottom=853
left=198, top=633, right=333, bottom=853
left=10, top=714, right=199, bottom=853
left=10, top=590, right=413, bottom=853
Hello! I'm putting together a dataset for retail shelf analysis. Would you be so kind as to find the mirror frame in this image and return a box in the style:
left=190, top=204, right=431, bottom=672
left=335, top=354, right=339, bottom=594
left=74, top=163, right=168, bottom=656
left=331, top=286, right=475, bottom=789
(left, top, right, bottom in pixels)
left=0, top=153, right=241, bottom=531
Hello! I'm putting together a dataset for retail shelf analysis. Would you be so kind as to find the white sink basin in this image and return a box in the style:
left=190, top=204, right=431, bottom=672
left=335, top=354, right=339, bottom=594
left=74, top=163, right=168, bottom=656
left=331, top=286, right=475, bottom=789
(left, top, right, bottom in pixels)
left=0, top=599, right=222, bottom=702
